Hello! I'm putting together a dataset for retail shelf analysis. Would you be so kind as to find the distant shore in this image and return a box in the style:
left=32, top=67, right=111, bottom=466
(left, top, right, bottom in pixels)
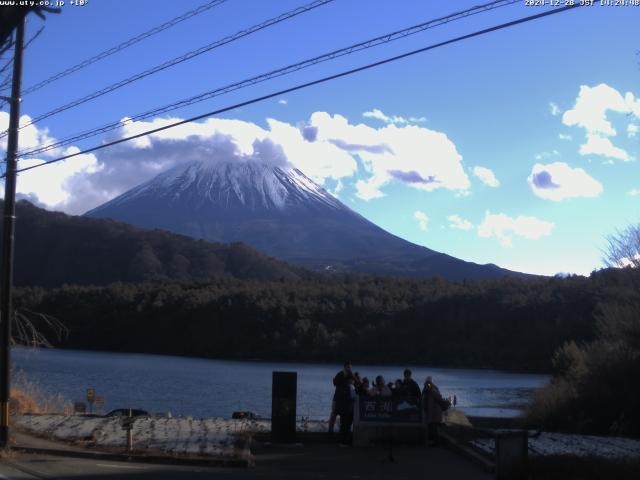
left=12, top=345, right=553, bottom=375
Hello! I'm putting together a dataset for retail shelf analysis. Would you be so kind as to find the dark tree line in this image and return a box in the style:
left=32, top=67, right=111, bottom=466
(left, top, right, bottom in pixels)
left=3, top=200, right=303, bottom=286
left=14, top=269, right=620, bottom=372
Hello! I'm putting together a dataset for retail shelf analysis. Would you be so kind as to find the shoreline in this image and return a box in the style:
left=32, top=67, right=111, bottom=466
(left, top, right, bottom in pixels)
left=12, top=345, right=553, bottom=376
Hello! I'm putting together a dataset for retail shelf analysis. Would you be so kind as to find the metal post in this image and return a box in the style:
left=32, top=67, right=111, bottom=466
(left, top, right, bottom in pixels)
left=0, top=17, right=26, bottom=449
left=126, top=408, right=133, bottom=452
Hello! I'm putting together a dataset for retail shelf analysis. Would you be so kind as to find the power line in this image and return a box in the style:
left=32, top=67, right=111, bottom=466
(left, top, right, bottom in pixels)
left=0, top=25, right=44, bottom=77
left=0, top=25, right=44, bottom=92
left=1, top=0, right=336, bottom=139
left=0, top=0, right=229, bottom=98
left=11, top=4, right=582, bottom=178
left=18, top=0, right=520, bottom=158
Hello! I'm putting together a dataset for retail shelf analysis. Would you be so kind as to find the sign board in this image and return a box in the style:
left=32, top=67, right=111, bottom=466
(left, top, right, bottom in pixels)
left=356, top=396, right=422, bottom=424
left=94, top=396, right=105, bottom=406
left=73, top=402, right=86, bottom=414
left=86, top=388, right=95, bottom=403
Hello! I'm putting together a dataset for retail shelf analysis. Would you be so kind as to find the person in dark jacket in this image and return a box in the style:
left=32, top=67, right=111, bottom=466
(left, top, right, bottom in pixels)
left=400, top=368, right=422, bottom=402
left=422, top=376, right=448, bottom=446
left=328, top=361, right=352, bottom=435
left=335, top=374, right=356, bottom=445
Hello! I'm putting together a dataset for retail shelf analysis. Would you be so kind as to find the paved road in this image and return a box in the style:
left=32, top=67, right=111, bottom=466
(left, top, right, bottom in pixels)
left=0, top=443, right=491, bottom=480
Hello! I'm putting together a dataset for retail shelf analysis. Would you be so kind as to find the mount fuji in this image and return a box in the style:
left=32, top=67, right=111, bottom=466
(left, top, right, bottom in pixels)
left=86, top=160, right=524, bottom=280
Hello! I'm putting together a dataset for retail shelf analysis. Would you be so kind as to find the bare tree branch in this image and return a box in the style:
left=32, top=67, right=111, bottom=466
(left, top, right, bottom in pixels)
left=11, top=308, right=68, bottom=348
left=604, top=224, right=640, bottom=269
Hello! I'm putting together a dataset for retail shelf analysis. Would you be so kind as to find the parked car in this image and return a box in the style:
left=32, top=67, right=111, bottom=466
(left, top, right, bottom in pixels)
left=105, top=408, right=149, bottom=417
left=232, top=411, right=257, bottom=420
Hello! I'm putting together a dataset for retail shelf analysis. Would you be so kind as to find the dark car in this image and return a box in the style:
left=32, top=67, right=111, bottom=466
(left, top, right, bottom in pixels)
left=232, top=411, right=257, bottom=420
left=105, top=408, right=149, bottom=417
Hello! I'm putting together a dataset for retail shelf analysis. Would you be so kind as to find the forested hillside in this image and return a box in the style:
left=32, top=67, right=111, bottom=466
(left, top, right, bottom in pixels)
left=15, top=270, right=614, bottom=372
left=4, top=200, right=302, bottom=286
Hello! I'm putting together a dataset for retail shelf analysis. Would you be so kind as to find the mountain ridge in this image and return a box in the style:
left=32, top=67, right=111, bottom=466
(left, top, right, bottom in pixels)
left=4, top=200, right=303, bottom=287
left=86, top=159, right=531, bottom=281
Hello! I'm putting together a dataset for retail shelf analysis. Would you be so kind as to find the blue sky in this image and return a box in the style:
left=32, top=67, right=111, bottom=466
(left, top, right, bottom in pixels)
left=1, top=0, right=638, bottom=275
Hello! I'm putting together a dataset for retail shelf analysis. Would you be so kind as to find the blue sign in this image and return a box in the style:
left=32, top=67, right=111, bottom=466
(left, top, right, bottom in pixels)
left=357, top=397, right=422, bottom=424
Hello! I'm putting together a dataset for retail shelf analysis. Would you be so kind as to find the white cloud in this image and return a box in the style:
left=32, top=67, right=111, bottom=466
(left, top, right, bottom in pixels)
left=472, top=166, right=500, bottom=187
left=527, top=162, right=602, bottom=201
left=277, top=99, right=288, bottom=105
left=409, top=116, right=427, bottom=123
left=355, top=177, right=385, bottom=200
left=414, top=211, right=429, bottom=231
left=363, top=109, right=407, bottom=125
left=558, top=133, right=572, bottom=141
left=629, top=123, right=638, bottom=138
left=265, top=117, right=358, bottom=181
left=580, top=134, right=630, bottom=161
left=15, top=147, right=101, bottom=212
left=562, top=84, right=629, bottom=136
left=549, top=102, right=561, bottom=116
left=7, top=110, right=470, bottom=213
left=0, top=116, right=98, bottom=213
left=312, top=112, right=470, bottom=199
left=477, top=211, right=554, bottom=248
left=0, top=112, right=58, bottom=155
left=562, top=83, right=639, bottom=161
left=628, top=189, right=640, bottom=197
left=447, top=214, right=473, bottom=231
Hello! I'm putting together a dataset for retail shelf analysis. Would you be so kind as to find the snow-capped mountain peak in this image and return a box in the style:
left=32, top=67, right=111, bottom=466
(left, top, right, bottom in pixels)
left=92, top=160, right=345, bottom=214
left=86, top=158, right=524, bottom=280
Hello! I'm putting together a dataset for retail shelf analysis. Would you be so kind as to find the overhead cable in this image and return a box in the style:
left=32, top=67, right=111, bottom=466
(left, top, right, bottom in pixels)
left=2, top=0, right=336, bottom=139
left=19, top=0, right=519, bottom=158
left=11, top=4, right=582, bottom=177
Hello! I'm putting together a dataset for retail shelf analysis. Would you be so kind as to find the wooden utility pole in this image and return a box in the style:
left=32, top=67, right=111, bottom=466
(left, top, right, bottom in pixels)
left=0, top=15, right=25, bottom=449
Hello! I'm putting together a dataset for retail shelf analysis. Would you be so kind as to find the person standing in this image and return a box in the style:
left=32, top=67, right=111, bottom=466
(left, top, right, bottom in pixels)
left=368, top=375, right=392, bottom=397
left=336, top=374, right=356, bottom=445
left=400, top=368, right=421, bottom=402
left=328, top=361, right=352, bottom=435
left=422, top=376, right=448, bottom=446
left=357, top=377, right=370, bottom=396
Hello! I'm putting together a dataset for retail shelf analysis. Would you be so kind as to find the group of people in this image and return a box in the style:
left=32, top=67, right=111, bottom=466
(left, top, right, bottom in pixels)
left=328, top=361, right=450, bottom=446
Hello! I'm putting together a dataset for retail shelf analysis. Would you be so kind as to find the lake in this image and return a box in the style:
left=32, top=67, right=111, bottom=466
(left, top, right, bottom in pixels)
left=12, top=347, right=549, bottom=419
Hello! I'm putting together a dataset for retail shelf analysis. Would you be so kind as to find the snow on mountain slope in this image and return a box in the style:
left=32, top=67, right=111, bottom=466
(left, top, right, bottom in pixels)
left=92, top=161, right=345, bottom=214
left=86, top=159, right=526, bottom=280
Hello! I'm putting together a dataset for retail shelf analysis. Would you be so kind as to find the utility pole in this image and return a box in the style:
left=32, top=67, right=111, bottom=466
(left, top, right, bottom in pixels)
left=0, top=15, right=25, bottom=449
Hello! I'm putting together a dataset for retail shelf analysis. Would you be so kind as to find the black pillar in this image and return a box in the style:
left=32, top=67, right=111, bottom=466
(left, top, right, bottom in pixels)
left=271, top=371, right=296, bottom=443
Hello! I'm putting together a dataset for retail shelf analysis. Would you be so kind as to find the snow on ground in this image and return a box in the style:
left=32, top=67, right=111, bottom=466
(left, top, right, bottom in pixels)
left=15, top=414, right=326, bottom=458
left=470, top=431, right=640, bottom=460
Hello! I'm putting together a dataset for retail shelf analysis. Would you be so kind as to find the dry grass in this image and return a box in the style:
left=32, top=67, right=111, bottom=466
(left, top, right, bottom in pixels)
left=9, top=370, right=71, bottom=415
left=0, top=448, right=18, bottom=459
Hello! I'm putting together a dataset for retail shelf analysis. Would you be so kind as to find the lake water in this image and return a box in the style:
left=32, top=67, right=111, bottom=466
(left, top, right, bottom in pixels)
left=12, top=347, right=549, bottom=420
